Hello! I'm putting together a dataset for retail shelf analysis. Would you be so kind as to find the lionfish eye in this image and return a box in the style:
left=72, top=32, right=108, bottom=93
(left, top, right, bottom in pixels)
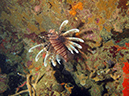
left=50, top=33, right=53, bottom=35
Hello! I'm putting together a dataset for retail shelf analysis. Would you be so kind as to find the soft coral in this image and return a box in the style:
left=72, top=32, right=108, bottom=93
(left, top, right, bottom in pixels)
left=122, top=78, right=129, bottom=88
left=122, top=62, right=129, bottom=96
left=122, top=62, right=129, bottom=74
left=122, top=86, right=129, bottom=96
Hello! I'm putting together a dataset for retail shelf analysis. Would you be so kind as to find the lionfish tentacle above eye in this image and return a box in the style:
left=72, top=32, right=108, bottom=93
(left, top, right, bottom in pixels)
left=49, top=29, right=55, bottom=33
left=62, top=29, right=79, bottom=36
left=28, top=43, right=44, bottom=52
left=59, top=20, right=69, bottom=33
left=66, top=37, right=84, bottom=42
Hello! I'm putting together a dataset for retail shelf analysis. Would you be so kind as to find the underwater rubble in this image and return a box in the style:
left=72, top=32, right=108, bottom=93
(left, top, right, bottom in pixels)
left=0, top=0, right=129, bottom=96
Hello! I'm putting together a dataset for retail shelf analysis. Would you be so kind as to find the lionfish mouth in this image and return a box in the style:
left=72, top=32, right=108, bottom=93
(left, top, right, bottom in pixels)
left=28, top=20, right=84, bottom=67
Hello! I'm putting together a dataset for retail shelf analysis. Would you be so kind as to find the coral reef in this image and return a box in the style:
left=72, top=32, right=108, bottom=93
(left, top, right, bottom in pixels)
left=0, top=0, right=129, bottom=96
left=0, top=74, right=8, bottom=93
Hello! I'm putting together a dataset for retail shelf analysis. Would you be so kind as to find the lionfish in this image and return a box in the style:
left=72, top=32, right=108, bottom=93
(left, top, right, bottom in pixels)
left=28, top=20, right=84, bottom=67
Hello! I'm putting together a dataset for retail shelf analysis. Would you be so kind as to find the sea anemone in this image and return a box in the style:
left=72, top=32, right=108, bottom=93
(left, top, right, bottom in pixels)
left=28, top=20, right=84, bottom=67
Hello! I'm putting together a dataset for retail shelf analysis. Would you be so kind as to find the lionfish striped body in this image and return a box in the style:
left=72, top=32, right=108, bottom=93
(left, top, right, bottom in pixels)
left=28, top=20, right=84, bottom=67
left=48, top=29, right=68, bottom=62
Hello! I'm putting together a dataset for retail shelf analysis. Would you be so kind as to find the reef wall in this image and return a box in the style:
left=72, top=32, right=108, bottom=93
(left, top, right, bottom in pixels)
left=0, top=0, right=129, bottom=96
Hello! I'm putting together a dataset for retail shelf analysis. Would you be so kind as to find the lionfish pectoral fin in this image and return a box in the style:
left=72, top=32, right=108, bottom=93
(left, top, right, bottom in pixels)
left=68, top=41, right=82, bottom=49
left=51, top=59, right=56, bottom=66
left=59, top=20, right=69, bottom=32
left=66, top=37, right=84, bottom=43
left=66, top=43, right=79, bottom=54
left=69, top=44, right=79, bottom=53
left=56, top=54, right=61, bottom=64
left=62, top=29, right=79, bottom=36
left=44, top=52, right=52, bottom=67
left=35, top=48, right=45, bottom=62
left=67, top=46, right=74, bottom=54
left=28, top=43, right=44, bottom=52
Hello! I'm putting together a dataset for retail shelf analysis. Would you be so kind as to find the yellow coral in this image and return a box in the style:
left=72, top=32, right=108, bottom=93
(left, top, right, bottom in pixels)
left=64, top=83, right=74, bottom=94
left=72, top=2, right=83, bottom=10
left=69, top=2, right=83, bottom=16
left=69, top=10, right=77, bottom=16
left=76, top=2, right=83, bottom=10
